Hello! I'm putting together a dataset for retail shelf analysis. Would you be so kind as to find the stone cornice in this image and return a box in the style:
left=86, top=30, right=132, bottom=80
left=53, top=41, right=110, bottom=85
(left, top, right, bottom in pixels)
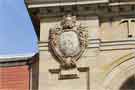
left=109, top=1, right=135, bottom=6
left=28, top=2, right=135, bottom=18
left=27, top=0, right=135, bottom=9
left=27, top=0, right=109, bottom=8
left=39, top=39, right=135, bottom=51
left=100, top=39, right=135, bottom=51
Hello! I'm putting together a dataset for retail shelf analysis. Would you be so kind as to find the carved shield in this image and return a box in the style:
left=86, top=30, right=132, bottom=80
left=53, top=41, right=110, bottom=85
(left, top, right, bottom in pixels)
left=49, top=15, right=88, bottom=69
left=59, top=31, right=80, bottom=57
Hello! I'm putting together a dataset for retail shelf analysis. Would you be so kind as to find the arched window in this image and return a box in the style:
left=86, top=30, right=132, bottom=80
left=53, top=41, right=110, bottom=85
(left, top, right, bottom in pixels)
left=120, top=19, right=135, bottom=38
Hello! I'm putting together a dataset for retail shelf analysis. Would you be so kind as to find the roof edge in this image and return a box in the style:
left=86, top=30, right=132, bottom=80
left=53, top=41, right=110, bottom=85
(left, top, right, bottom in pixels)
left=0, top=52, right=38, bottom=62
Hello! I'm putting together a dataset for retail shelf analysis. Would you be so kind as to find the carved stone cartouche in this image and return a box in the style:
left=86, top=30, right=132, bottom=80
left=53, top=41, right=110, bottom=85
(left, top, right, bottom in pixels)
left=49, top=14, right=88, bottom=69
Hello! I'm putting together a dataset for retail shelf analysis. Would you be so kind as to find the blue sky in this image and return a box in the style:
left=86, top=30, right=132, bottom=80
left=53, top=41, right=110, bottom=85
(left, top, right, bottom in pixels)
left=0, top=0, right=38, bottom=58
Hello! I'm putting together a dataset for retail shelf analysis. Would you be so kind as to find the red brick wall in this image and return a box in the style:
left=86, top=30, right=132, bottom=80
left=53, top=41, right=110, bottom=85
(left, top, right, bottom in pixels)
left=0, top=66, right=29, bottom=90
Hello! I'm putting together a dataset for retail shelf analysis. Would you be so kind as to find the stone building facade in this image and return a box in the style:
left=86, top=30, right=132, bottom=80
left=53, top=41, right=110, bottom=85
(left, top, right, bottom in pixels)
left=27, top=0, right=135, bottom=90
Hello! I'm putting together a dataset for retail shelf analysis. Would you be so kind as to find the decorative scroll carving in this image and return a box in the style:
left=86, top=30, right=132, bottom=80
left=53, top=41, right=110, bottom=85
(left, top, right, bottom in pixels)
left=49, top=14, right=88, bottom=69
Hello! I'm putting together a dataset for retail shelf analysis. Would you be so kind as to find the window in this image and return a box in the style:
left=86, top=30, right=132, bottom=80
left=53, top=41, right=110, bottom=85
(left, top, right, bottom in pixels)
left=120, top=19, right=135, bottom=38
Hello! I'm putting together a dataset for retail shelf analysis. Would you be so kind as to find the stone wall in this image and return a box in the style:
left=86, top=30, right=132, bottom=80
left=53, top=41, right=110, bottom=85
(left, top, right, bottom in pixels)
left=38, top=14, right=135, bottom=90
left=33, top=0, right=135, bottom=90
